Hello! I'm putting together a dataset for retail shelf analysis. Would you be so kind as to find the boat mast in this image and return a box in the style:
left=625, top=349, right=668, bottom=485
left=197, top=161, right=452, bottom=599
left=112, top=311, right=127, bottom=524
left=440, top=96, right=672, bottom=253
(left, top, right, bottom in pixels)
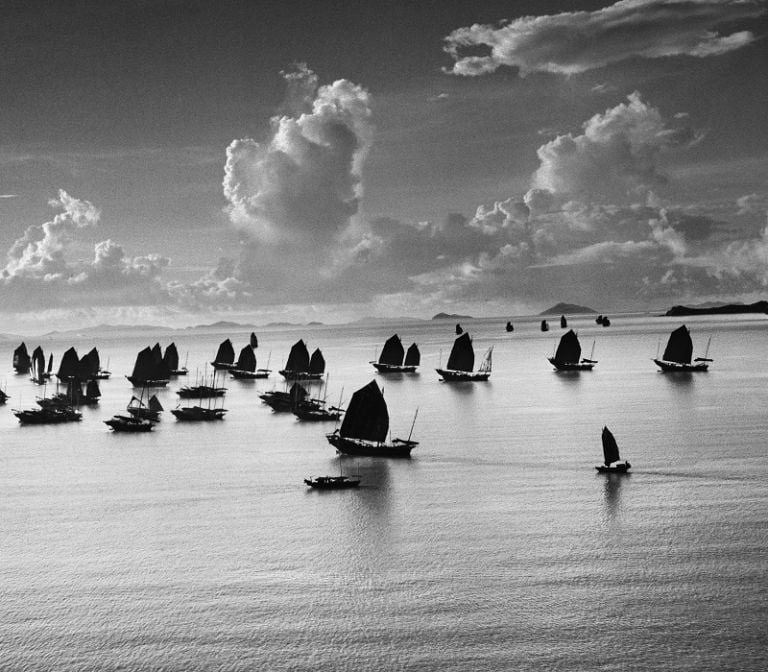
left=590, top=340, right=595, bottom=361
left=407, top=407, right=419, bottom=442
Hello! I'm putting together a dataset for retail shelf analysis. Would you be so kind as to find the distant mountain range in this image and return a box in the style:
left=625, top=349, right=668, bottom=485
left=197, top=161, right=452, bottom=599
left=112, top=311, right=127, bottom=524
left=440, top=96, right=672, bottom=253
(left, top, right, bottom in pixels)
left=539, top=302, right=597, bottom=315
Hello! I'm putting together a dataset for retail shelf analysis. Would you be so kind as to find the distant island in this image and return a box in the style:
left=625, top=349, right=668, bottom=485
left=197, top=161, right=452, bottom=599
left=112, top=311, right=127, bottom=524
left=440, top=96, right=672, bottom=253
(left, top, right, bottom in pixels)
left=539, top=302, right=597, bottom=315
left=665, top=301, right=768, bottom=316
left=432, top=312, right=473, bottom=320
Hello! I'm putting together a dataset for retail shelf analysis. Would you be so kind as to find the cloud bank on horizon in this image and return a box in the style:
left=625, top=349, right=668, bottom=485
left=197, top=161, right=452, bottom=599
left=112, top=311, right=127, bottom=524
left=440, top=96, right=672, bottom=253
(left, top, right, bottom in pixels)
left=2, top=0, right=768, bottom=324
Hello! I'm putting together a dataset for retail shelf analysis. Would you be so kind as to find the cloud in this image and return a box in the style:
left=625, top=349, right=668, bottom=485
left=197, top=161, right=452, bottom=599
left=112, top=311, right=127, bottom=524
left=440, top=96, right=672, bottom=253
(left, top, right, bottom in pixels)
left=222, top=66, right=372, bottom=247
left=1, top=190, right=171, bottom=310
left=444, top=0, right=764, bottom=76
left=533, top=92, right=700, bottom=201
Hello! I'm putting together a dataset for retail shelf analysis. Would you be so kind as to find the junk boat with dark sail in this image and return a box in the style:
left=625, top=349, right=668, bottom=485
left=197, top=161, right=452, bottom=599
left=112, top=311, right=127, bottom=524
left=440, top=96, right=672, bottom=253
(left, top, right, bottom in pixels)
left=126, top=393, right=164, bottom=421
left=548, top=330, right=597, bottom=371
left=230, top=344, right=270, bottom=379
left=596, top=426, right=631, bottom=473
left=436, top=333, right=492, bottom=382
left=326, top=380, right=418, bottom=458
left=126, top=345, right=171, bottom=387
left=279, top=340, right=325, bottom=381
left=163, top=342, right=187, bottom=376
left=653, top=325, right=712, bottom=372
left=304, top=473, right=360, bottom=490
left=210, top=339, right=236, bottom=371
left=13, top=343, right=32, bottom=374
left=260, top=382, right=312, bottom=413
left=371, top=334, right=420, bottom=373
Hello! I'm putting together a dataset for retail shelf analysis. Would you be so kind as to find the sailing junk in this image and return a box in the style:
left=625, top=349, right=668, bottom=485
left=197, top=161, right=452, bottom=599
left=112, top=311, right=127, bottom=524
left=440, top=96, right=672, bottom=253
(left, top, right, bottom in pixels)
left=30, top=346, right=49, bottom=384
left=548, top=330, right=597, bottom=371
left=231, top=344, right=269, bottom=379
left=371, top=334, right=420, bottom=373
left=260, top=382, right=311, bottom=412
left=596, top=426, right=631, bottom=473
left=126, top=346, right=171, bottom=387
left=13, top=343, right=31, bottom=374
left=326, top=380, right=417, bottom=458
left=436, top=332, right=492, bottom=381
left=653, top=325, right=712, bottom=372
left=126, top=394, right=164, bottom=421
left=211, top=338, right=236, bottom=370
left=163, top=342, right=187, bottom=376
left=279, top=340, right=325, bottom=380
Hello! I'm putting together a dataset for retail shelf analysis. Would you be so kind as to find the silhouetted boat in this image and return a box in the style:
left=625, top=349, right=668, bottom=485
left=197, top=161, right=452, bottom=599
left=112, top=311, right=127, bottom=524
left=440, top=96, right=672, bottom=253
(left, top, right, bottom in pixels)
left=455, top=323, right=463, bottom=335
left=294, top=377, right=343, bottom=422
left=171, top=405, right=227, bottom=421
left=250, top=332, right=258, bottom=348
left=436, top=333, right=492, bottom=381
left=260, top=382, right=311, bottom=412
left=13, top=342, right=31, bottom=374
left=505, top=321, right=514, bottom=332
left=279, top=340, right=325, bottom=380
left=211, top=338, right=236, bottom=371
left=126, top=346, right=171, bottom=387
left=601, top=316, right=611, bottom=327
left=176, top=373, right=227, bottom=398
left=596, top=314, right=603, bottom=324
left=126, top=393, right=163, bottom=421
left=560, top=315, right=567, bottom=328
left=30, top=346, right=48, bottom=384
left=326, top=380, right=418, bottom=458
left=653, top=325, right=711, bottom=372
left=548, top=330, right=596, bottom=371
left=230, top=344, right=270, bottom=379
left=56, top=347, right=80, bottom=382
left=596, top=426, right=631, bottom=473
left=540, top=320, right=549, bottom=332
left=0, top=387, right=8, bottom=405
left=371, top=334, right=419, bottom=373
left=104, top=414, right=154, bottom=432
left=304, top=475, right=360, bottom=489
left=14, top=405, right=82, bottom=424
left=163, top=342, right=187, bottom=376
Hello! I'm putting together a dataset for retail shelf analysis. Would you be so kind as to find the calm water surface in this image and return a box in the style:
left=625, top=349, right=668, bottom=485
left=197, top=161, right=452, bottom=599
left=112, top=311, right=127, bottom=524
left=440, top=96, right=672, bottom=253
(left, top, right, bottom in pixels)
left=1, top=314, right=767, bottom=671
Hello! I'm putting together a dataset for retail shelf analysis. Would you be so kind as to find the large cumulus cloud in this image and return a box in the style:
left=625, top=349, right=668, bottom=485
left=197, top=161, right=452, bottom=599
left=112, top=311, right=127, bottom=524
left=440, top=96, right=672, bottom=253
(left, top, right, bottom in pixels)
left=444, top=0, right=765, bottom=77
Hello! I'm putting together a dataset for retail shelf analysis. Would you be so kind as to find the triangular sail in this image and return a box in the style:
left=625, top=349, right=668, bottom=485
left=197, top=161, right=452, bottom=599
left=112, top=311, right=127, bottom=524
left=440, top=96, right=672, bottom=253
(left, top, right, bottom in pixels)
left=13, top=343, right=31, bottom=371
left=131, top=347, right=156, bottom=380
left=148, top=394, right=164, bottom=411
left=289, top=383, right=309, bottom=403
left=602, top=426, right=621, bottom=465
left=554, top=330, right=581, bottom=364
left=77, top=348, right=99, bottom=380
left=284, top=340, right=310, bottom=372
left=31, top=346, right=45, bottom=380
left=309, top=349, right=325, bottom=374
left=662, top=325, right=693, bottom=364
left=214, top=339, right=235, bottom=365
left=57, top=347, right=80, bottom=381
left=404, top=343, right=420, bottom=366
left=163, top=342, right=179, bottom=370
left=235, top=345, right=256, bottom=372
left=47, top=353, right=53, bottom=373
left=340, top=380, right=389, bottom=443
left=379, top=334, right=404, bottom=366
left=86, top=380, right=101, bottom=399
left=151, top=343, right=163, bottom=364
left=446, top=332, right=474, bottom=372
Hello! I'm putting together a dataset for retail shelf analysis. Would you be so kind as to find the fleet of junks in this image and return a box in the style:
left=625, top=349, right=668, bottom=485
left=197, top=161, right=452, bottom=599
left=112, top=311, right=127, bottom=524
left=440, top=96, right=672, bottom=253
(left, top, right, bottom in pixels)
left=2, top=316, right=710, bottom=488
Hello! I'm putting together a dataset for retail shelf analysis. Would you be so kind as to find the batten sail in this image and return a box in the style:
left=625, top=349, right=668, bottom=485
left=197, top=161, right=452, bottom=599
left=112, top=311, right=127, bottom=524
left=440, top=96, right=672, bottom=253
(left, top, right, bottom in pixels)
left=379, top=335, right=405, bottom=366
left=446, top=333, right=474, bottom=372
left=662, top=325, right=693, bottom=364
left=339, top=380, right=389, bottom=443
left=404, top=343, right=420, bottom=366
left=555, top=330, right=581, bottom=364
left=602, top=426, right=620, bottom=465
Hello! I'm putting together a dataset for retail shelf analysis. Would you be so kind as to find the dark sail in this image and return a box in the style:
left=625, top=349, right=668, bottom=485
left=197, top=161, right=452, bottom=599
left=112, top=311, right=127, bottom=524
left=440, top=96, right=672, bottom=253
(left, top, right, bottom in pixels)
left=289, top=383, right=309, bottom=403
left=560, top=315, right=567, bottom=328
left=446, top=333, right=474, bottom=372
left=87, top=347, right=101, bottom=373
left=31, top=346, right=45, bottom=381
left=309, top=349, right=325, bottom=374
left=554, top=330, right=581, bottom=364
left=151, top=343, right=163, bottom=364
left=250, top=332, right=258, bottom=348
left=602, top=426, right=620, bottom=465
left=662, top=325, right=693, bottom=364
left=47, top=353, right=53, bottom=374
left=404, top=343, right=420, bottom=366
left=285, top=340, right=310, bottom=372
left=13, top=343, right=31, bottom=372
left=78, top=348, right=99, bottom=380
left=148, top=395, right=164, bottom=412
left=340, top=380, right=389, bottom=442
left=86, top=380, right=101, bottom=399
left=379, top=335, right=404, bottom=366
left=131, top=347, right=156, bottom=381
left=57, top=347, right=80, bottom=381
left=235, top=345, right=256, bottom=372
left=213, top=339, right=235, bottom=366
left=163, top=343, right=179, bottom=371
left=541, top=320, right=549, bottom=332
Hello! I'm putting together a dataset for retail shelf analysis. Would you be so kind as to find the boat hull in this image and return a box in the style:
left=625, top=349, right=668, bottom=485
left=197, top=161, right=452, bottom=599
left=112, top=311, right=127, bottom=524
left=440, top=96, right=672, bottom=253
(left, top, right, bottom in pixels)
left=105, top=416, right=154, bottom=432
left=548, top=358, right=595, bottom=371
left=126, top=376, right=170, bottom=388
left=371, top=362, right=418, bottom=373
left=326, top=432, right=416, bottom=458
left=279, top=370, right=324, bottom=381
left=596, top=461, right=631, bottom=473
left=230, top=369, right=270, bottom=379
left=171, top=407, right=227, bottom=421
left=435, top=368, right=490, bottom=382
left=304, top=476, right=360, bottom=490
left=653, top=359, right=708, bottom=372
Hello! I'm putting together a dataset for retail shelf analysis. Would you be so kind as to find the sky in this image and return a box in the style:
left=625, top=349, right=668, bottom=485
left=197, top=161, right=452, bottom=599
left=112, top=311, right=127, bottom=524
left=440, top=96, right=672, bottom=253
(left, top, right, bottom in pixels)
left=1, top=0, right=767, bottom=331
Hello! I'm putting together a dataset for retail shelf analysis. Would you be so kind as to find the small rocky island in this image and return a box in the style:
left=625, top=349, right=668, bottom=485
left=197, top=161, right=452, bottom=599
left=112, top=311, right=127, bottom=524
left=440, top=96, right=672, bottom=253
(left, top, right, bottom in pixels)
left=665, top=300, right=768, bottom=316
left=432, top=312, right=473, bottom=320
left=539, top=302, right=597, bottom=315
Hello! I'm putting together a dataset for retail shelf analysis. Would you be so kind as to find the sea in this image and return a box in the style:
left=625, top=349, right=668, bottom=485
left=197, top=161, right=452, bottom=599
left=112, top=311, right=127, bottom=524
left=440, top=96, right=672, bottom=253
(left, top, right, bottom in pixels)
left=1, top=313, right=766, bottom=672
